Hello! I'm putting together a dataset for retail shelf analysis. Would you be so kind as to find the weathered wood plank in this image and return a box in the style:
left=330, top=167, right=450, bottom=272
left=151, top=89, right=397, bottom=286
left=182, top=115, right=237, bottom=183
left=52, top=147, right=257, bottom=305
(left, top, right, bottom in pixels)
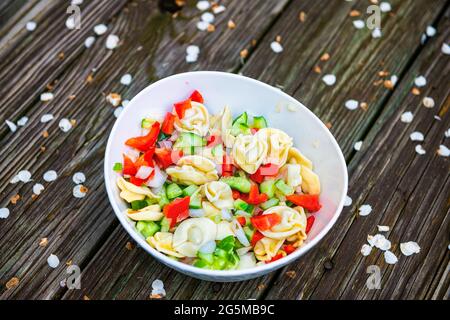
left=65, top=0, right=448, bottom=300
left=0, top=0, right=291, bottom=299
left=264, top=5, right=450, bottom=300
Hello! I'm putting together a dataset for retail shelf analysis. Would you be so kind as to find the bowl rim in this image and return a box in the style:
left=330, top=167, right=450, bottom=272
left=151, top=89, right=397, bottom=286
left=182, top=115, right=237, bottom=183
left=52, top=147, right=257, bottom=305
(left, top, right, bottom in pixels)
left=104, top=71, right=348, bottom=278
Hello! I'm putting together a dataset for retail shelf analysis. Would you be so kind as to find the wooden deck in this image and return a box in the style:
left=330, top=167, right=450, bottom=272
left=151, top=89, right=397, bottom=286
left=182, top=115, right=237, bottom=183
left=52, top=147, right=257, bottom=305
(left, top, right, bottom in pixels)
left=0, top=0, right=449, bottom=300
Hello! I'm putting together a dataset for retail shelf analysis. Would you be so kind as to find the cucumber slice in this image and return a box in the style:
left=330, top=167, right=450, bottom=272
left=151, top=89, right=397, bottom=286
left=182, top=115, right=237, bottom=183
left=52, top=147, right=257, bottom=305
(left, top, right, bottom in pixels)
left=173, top=133, right=206, bottom=148
left=232, top=112, right=248, bottom=125
left=260, top=198, right=280, bottom=210
left=158, top=185, right=170, bottom=208
left=274, top=179, right=294, bottom=196
left=189, top=194, right=202, bottom=209
left=231, top=122, right=251, bottom=136
left=260, top=179, right=276, bottom=198
left=252, top=116, right=268, bottom=129
left=136, top=221, right=160, bottom=238
left=160, top=216, right=170, bottom=232
left=198, top=252, right=214, bottom=265
left=131, top=200, right=148, bottom=210
left=183, top=185, right=199, bottom=197
left=234, top=199, right=254, bottom=213
left=166, top=183, right=183, bottom=199
left=211, top=144, right=224, bottom=158
left=243, top=225, right=255, bottom=240
left=221, top=176, right=251, bottom=193
left=194, top=259, right=210, bottom=269
left=141, top=118, right=153, bottom=129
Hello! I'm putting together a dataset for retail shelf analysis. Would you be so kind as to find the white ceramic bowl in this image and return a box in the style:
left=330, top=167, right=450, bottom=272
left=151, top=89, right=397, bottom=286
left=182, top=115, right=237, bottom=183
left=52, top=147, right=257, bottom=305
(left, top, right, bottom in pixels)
left=104, top=71, right=348, bottom=282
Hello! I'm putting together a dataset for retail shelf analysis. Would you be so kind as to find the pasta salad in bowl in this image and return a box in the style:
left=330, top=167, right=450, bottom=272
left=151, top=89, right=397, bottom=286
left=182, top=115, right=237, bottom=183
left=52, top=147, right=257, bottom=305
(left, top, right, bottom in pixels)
left=105, top=72, right=347, bottom=281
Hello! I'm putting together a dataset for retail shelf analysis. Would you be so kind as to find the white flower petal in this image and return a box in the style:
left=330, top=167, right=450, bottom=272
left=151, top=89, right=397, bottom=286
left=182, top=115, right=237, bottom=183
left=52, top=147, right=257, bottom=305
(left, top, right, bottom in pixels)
left=344, top=195, right=352, bottom=207
left=33, top=183, right=45, bottom=195
left=270, top=41, right=283, bottom=53
left=437, top=145, right=449, bottom=157
left=422, top=97, right=435, bottom=108
left=426, top=26, right=436, bottom=37
left=106, top=34, right=119, bottom=50
left=410, top=131, right=424, bottom=142
left=120, top=74, right=133, bottom=86
left=47, top=254, right=60, bottom=268
left=361, top=244, right=372, bottom=256
left=442, top=43, right=450, bottom=55
left=400, top=111, right=413, bottom=123
left=84, top=36, right=95, bottom=48
left=196, top=1, right=210, bottom=11
left=414, top=75, right=426, bottom=87
left=73, top=184, right=87, bottom=198
left=353, top=20, right=365, bottom=29
left=41, top=114, right=54, bottom=123
left=371, top=28, right=382, bottom=38
left=345, top=99, right=359, bottom=110
left=380, top=2, right=392, bottom=12
left=400, top=241, right=420, bottom=256
left=40, top=92, right=54, bottom=102
left=354, top=141, right=363, bottom=151
left=59, top=118, right=72, bottom=132
left=201, top=12, right=214, bottom=23
left=43, top=170, right=58, bottom=182
left=114, top=106, right=124, bottom=118
left=384, top=250, right=398, bottom=264
left=5, top=120, right=17, bottom=132
left=93, top=24, right=107, bottom=35
left=17, top=170, right=32, bottom=183
left=377, top=225, right=390, bottom=232
left=196, top=20, right=209, bottom=31
left=358, top=204, right=372, bottom=216
left=322, top=74, right=336, bottom=86
left=26, top=21, right=37, bottom=31
left=17, top=116, right=28, bottom=126
left=72, top=172, right=86, bottom=184
left=415, top=144, right=426, bottom=155
left=0, top=207, right=10, bottom=219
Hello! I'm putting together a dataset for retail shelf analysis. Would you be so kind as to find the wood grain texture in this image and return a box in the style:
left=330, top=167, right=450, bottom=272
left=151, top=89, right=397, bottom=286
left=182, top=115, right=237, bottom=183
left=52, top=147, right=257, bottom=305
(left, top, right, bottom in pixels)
left=0, top=0, right=291, bottom=299
left=0, top=0, right=448, bottom=300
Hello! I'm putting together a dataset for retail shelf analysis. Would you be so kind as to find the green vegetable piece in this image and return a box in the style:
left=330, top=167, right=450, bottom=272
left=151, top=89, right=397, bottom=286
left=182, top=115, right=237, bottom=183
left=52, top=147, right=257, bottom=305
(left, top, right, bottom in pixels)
left=232, top=112, right=248, bottom=126
left=285, top=200, right=295, bottom=207
left=113, top=162, right=123, bottom=172
left=234, top=199, right=254, bottom=213
left=141, top=118, right=153, bottom=129
left=189, top=194, right=202, bottom=209
left=275, top=179, right=294, bottom=196
left=260, top=179, right=276, bottom=198
left=160, top=217, right=170, bottom=232
left=231, top=122, right=251, bottom=136
left=198, top=252, right=214, bottom=265
left=221, top=176, right=251, bottom=193
left=158, top=185, right=170, bottom=208
left=136, top=221, right=160, bottom=238
left=174, top=133, right=206, bottom=148
left=194, top=259, right=210, bottom=269
left=260, top=198, right=280, bottom=210
left=212, top=256, right=227, bottom=270
left=252, top=116, right=268, bottom=129
left=131, top=200, right=148, bottom=211
left=243, top=225, right=255, bottom=240
left=158, top=132, right=169, bottom=141
left=166, top=183, right=183, bottom=200
left=217, top=236, right=235, bottom=252
left=226, top=252, right=240, bottom=269
left=214, top=248, right=228, bottom=259
left=183, top=185, right=199, bottom=197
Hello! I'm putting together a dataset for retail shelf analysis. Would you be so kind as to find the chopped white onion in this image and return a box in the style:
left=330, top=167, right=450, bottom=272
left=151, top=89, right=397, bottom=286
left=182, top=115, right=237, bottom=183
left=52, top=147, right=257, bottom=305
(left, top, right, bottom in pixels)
left=145, top=165, right=167, bottom=188
left=169, top=130, right=179, bottom=142
left=221, top=209, right=233, bottom=221
left=235, top=210, right=251, bottom=218
left=151, top=185, right=164, bottom=195
left=215, top=164, right=223, bottom=176
left=158, top=140, right=173, bottom=149
left=135, top=166, right=154, bottom=179
left=236, top=246, right=252, bottom=256
left=199, top=240, right=216, bottom=254
left=231, top=219, right=250, bottom=246
left=189, top=209, right=205, bottom=217
left=125, top=148, right=140, bottom=162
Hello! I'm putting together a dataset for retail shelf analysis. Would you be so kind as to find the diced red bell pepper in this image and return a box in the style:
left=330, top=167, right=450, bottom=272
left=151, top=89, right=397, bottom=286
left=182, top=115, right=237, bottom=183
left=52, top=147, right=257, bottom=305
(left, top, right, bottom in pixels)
left=286, top=194, right=322, bottom=212
left=250, top=230, right=264, bottom=247
left=236, top=216, right=246, bottom=226
left=306, top=215, right=315, bottom=234
left=163, top=196, right=190, bottom=228
left=174, top=99, right=192, bottom=119
left=249, top=170, right=264, bottom=184
left=125, top=121, right=160, bottom=152
left=258, top=163, right=279, bottom=176
left=283, top=244, right=296, bottom=255
left=222, top=171, right=232, bottom=177
left=155, top=148, right=183, bottom=169
left=246, top=184, right=269, bottom=205
left=232, top=190, right=241, bottom=200
left=129, top=176, right=146, bottom=187
left=253, top=207, right=264, bottom=216
left=251, top=128, right=259, bottom=135
left=250, top=213, right=281, bottom=231
left=161, top=112, right=176, bottom=135
left=189, top=90, right=204, bottom=103
left=222, top=154, right=234, bottom=175
left=122, top=154, right=137, bottom=176
left=143, top=147, right=155, bottom=164
left=266, top=253, right=284, bottom=263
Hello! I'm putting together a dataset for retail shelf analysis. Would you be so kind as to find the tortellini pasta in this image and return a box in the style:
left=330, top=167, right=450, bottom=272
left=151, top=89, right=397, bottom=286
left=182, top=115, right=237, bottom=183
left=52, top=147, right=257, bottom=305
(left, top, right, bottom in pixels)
left=173, top=217, right=217, bottom=257
left=174, top=101, right=210, bottom=137
left=209, top=106, right=235, bottom=149
left=202, top=201, right=222, bottom=217
left=147, top=232, right=185, bottom=258
left=254, top=237, right=285, bottom=261
left=256, top=128, right=293, bottom=167
left=166, top=155, right=219, bottom=185
left=204, top=181, right=234, bottom=209
left=232, top=134, right=268, bottom=174
left=301, top=166, right=321, bottom=195
left=260, top=206, right=307, bottom=239
left=126, top=204, right=163, bottom=221
left=288, top=147, right=313, bottom=169
left=117, top=177, right=159, bottom=203
left=216, top=221, right=234, bottom=240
